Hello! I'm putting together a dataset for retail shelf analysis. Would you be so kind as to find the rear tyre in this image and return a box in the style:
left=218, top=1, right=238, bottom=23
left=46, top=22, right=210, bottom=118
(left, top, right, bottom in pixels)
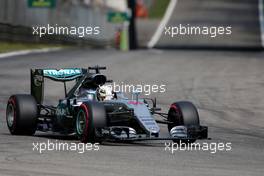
left=76, top=102, right=106, bottom=143
left=168, top=101, right=200, bottom=143
left=6, top=94, right=38, bottom=135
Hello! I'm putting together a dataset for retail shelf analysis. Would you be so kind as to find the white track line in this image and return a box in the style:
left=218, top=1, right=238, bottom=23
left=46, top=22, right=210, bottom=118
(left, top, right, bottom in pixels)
left=0, top=48, right=62, bottom=59
left=259, top=0, right=264, bottom=47
left=147, top=0, right=178, bottom=48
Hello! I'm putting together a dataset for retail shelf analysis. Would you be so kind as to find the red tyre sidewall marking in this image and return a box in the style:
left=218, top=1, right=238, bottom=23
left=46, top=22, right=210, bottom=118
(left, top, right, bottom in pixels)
left=170, top=104, right=182, bottom=125
left=170, top=104, right=178, bottom=112
left=170, top=104, right=181, bottom=115
left=80, top=104, right=89, bottom=142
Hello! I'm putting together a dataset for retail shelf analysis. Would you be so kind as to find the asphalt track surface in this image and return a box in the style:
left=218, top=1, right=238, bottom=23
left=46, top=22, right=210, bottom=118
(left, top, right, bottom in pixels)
left=156, top=0, right=261, bottom=48
left=0, top=48, right=263, bottom=176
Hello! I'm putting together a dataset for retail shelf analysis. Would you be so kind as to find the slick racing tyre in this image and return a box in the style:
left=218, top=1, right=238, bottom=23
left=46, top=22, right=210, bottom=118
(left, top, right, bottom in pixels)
left=168, top=101, right=200, bottom=143
left=6, top=94, right=38, bottom=135
left=76, top=102, right=106, bottom=143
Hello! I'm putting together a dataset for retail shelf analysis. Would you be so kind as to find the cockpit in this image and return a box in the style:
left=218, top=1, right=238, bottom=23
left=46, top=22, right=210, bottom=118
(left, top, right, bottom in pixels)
left=76, top=73, right=114, bottom=101
left=77, top=85, right=114, bottom=101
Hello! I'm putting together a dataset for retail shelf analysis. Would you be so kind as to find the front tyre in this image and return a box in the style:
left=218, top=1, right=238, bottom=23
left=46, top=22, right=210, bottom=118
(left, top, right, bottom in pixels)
left=76, top=102, right=106, bottom=143
left=168, top=101, right=200, bottom=143
left=6, top=94, right=38, bottom=135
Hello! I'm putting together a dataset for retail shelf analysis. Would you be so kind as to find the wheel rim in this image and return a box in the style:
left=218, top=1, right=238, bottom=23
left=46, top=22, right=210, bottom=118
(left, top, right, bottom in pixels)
left=7, top=103, right=15, bottom=127
left=76, top=109, right=86, bottom=135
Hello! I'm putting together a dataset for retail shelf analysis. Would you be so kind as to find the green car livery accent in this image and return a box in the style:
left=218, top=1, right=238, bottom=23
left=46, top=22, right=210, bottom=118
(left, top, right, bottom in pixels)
left=43, top=68, right=83, bottom=81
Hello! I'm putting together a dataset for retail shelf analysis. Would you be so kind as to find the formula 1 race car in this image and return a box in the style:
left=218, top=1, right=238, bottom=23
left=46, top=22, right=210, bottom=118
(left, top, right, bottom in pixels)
left=6, top=66, right=208, bottom=143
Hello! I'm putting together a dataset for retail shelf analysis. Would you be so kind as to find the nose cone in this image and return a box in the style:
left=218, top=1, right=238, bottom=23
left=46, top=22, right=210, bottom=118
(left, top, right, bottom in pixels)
left=148, top=126, right=160, bottom=134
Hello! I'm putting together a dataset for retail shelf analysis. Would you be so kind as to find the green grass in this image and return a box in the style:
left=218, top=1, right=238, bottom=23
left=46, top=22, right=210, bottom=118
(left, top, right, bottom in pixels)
left=0, top=41, right=63, bottom=53
left=148, top=0, right=170, bottom=19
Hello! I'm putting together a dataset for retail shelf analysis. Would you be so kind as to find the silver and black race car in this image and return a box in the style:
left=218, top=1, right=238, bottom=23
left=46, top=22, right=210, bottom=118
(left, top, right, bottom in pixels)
left=6, top=66, right=208, bottom=143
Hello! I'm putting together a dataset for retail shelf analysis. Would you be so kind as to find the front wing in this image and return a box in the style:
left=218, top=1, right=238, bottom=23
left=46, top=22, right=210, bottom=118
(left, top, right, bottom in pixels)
left=102, top=125, right=208, bottom=142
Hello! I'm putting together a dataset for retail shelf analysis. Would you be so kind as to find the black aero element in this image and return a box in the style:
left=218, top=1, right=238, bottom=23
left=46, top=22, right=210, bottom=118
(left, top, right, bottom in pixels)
left=6, top=94, right=38, bottom=135
left=88, top=66, right=106, bottom=74
left=187, top=125, right=208, bottom=139
left=83, top=74, right=107, bottom=87
left=76, top=101, right=107, bottom=143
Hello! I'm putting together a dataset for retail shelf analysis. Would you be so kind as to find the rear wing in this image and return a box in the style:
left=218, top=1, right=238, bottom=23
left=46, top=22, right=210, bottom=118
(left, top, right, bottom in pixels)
left=43, top=68, right=86, bottom=81
left=30, top=68, right=87, bottom=104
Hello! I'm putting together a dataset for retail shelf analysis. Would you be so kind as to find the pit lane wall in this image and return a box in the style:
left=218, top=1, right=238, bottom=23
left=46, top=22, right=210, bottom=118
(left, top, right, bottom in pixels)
left=0, top=0, right=116, bottom=47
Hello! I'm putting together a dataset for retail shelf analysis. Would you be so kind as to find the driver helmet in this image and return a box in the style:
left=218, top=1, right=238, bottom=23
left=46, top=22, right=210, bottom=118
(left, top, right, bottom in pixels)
left=97, top=85, right=113, bottom=101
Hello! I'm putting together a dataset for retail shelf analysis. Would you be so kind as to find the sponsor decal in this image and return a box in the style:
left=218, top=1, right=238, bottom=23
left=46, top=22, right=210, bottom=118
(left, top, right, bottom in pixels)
left=128, top=101, right=143, bottom=105
left=43, top=69, right=82, bottom=80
